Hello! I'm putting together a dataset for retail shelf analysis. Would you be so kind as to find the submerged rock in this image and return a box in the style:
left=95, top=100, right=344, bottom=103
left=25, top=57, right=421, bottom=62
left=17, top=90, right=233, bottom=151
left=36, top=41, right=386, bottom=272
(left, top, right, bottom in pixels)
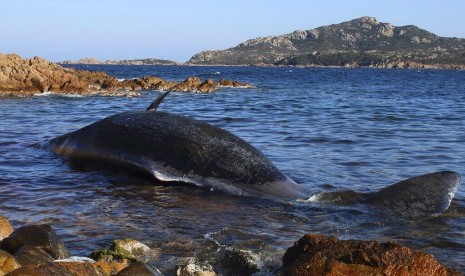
left=222, top=248, right=261, bottom=275
left=282, top=234, right=461, bottom=276
left=176, top=257, right=216, bottom=276
left=1, top=224, right=69, bottom=260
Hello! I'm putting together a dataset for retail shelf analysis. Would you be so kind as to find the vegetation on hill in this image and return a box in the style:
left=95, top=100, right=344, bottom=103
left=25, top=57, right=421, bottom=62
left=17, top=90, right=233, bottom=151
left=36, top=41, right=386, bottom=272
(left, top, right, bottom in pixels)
left=188, top=16, right=465, bottom=69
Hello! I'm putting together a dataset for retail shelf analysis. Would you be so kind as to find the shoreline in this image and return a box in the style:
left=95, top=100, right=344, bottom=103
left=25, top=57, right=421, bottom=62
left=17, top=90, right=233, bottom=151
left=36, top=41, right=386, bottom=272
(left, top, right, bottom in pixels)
left=62, top=62, right=465, bottom=71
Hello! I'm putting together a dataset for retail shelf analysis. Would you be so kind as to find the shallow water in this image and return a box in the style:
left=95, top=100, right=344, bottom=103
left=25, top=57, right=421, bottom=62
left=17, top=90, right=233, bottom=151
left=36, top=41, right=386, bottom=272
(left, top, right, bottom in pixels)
left=1, top=65, right=465, bottom=273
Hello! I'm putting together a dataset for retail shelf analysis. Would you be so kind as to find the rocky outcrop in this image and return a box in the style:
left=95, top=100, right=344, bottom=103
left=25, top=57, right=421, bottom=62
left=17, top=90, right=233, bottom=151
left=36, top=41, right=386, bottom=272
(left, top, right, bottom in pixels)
left=0, top=250, right=21, bottom=275
left=188, top=16, right=465, bottom=69
left=282, top=234, right=461, bottom=276
left=0, top=53, right=254, bottom=97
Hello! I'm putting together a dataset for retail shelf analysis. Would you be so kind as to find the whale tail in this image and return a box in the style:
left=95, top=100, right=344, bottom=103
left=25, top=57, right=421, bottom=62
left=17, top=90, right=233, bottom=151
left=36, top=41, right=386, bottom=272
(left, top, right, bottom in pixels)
left=365, top=171, right=461, bottom=218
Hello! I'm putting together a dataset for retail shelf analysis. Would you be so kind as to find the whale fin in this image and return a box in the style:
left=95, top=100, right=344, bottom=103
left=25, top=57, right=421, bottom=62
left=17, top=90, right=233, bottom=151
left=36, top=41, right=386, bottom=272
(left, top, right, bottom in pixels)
left=365, top=171, right=461, bottom=218
left=146, top=91, right=171, bottom=111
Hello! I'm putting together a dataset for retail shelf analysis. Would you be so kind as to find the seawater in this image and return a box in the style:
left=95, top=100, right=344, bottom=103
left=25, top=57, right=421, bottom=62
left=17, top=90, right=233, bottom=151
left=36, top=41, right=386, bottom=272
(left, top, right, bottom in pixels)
left=1, top=65, right=465, bottom=274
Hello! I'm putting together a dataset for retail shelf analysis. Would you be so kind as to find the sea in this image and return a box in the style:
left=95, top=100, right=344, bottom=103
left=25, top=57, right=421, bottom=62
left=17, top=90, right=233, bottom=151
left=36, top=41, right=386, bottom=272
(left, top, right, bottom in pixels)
left=1, top=65, right=465, bottom=274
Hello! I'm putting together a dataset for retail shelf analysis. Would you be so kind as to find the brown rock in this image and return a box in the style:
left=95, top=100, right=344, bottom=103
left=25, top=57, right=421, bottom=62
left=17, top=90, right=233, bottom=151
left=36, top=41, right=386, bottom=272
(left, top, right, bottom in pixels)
left=281, top=234, right=460, bottom=276
left=13, top=245, right=54, bottom=266
left=170, top=77, right=202, bottom=92
left=0, top=216, right=14, bottom=241
left=197, top=79, right=218, bottom=93
left=1, top=224, right=69, bottom=260
left=0, top=250, right=21, bottom=276
left=6, top=261, right=126, bottom=276
left=117, top=262, right=162, bottom=276
left=219, top=78, right=254, bottom=88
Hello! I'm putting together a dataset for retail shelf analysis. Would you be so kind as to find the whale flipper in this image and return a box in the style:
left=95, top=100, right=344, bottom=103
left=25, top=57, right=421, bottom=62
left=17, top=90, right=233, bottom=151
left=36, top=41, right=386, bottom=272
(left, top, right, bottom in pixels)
left=146, top=91, right=171, bottom=111
left=365, top=171, right=461, bottom=218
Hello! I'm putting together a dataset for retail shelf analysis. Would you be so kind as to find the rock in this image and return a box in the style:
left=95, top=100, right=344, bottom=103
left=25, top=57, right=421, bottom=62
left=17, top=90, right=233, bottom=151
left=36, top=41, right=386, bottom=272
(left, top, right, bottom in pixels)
left=0, top=250, right=21, bottom=276
left=176, top=258, right=216, bottom=276
left=1, top=224, right=69, bottom=260
left=0, top=53, right=255, bottom=96
left=197, top=79, right=218, bottom=93
left=219, top=79, right=254, bottom=88
left=13, top=245, right=54, bottom=266
left=170, top=77, right=202, bottom=92
left=281, top=234, right=461, bottom=276
left=222, top=248, right=260, bottom=275
left=0, top=216, right=14, bottom=241
left=90, top=238, right=156, bottom=264
left=6, top=260, right=126, bottom=276
left=117, top=262, right=163, bottom=276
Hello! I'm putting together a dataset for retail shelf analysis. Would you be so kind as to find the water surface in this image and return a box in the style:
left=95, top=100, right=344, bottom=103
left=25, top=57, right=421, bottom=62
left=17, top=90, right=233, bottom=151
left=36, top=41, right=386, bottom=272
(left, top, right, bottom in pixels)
left=1, top=66, right=465, bottom=273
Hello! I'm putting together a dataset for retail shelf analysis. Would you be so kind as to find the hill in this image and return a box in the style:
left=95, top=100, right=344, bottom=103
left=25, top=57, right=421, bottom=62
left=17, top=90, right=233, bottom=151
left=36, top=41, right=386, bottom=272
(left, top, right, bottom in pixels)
left=188, top=16, right=465, bottom=69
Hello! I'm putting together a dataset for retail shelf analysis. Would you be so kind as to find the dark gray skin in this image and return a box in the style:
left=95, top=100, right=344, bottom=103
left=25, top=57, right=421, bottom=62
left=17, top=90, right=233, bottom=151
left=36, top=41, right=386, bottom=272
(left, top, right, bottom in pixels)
left=48, top=93, right=462, bottom=217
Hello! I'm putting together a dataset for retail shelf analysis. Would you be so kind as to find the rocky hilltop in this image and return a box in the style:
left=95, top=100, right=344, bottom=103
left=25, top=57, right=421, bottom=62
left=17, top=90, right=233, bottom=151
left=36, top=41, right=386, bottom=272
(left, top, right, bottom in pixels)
left=0, top=53, right=252, bottom=97
left=59, top=57, right=178, bottom=66
left=188, top=16, right=465, bottom=69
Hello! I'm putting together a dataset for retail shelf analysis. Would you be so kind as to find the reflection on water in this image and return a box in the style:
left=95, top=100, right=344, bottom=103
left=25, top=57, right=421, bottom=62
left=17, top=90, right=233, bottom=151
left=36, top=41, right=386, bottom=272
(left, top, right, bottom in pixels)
left=1, top=66, right=465, bottom=273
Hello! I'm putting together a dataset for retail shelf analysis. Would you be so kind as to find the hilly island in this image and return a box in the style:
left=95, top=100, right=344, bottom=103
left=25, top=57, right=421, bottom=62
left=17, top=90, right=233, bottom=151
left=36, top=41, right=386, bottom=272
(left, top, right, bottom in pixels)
left=188, top=16, right=465, bottom=69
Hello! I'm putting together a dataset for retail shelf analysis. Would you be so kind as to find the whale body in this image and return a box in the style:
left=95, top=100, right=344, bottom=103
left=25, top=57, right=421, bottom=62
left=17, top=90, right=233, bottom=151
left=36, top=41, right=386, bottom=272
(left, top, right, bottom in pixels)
left=48, top=93, right=462, bottom=217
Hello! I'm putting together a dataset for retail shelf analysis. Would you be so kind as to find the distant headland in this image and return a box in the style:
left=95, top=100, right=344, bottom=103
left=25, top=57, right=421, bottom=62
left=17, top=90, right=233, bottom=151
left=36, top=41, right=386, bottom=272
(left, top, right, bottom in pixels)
left=55, top=17, right=465, bottom=70
left=187, top=16, right=465, bottom=69
left=58, top=57, right=179, bottom=66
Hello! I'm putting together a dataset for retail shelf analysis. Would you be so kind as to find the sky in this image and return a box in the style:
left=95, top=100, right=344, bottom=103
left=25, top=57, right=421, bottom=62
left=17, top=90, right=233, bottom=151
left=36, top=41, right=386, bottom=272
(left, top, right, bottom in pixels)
left=1, top=0, right=464, bottom=62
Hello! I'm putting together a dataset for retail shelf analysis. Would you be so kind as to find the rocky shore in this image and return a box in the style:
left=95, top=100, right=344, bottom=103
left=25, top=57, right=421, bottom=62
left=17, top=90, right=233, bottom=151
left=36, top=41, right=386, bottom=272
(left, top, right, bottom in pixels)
left=0, top=53, right=253, bottom=97
left=0, top=215, right=460, bottom=276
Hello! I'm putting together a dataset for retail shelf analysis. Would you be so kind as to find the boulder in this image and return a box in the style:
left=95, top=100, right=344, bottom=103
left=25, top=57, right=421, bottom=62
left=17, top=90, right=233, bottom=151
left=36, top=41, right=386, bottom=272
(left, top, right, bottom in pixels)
left=281, top=234, right=461, bottom=276
left=6, top=260, right=126, bottom=276
left=13, top=245, right=54, bottom=266
left=117, top=262, right=163, bottom=276
left=90, top=238, right=155, bottom=264
left=222, top=248, right=260, bottom=275
left=1, top=224, right=69, bottom=260
left=0, top=250, right=21, bottom=276
left=0, top=216, right=13, bottom=241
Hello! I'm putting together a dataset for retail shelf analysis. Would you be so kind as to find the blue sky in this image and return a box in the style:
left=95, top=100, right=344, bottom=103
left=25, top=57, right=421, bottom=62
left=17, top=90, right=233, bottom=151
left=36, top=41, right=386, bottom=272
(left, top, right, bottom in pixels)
left=1, top=0, right=464, bottom=62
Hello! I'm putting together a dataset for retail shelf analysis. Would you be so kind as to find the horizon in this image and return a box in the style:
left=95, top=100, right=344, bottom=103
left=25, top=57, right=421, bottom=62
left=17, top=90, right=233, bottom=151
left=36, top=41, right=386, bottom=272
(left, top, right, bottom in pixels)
left=2, top=0, right=465, bottom=63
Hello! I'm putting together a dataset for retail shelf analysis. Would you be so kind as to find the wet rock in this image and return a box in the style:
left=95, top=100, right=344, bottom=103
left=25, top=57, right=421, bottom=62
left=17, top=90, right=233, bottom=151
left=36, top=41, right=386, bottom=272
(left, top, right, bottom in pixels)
left=14, top=245, right=54, bottom=266
left=281, top=234, right=461, bottom=276
left=170, top=77, right=202, bottom=92
left=90, top=238, right=155, bottom=264
left=222, top=248, right=260, bottom=275
left=197, top=79, right=218, bottom=93
left=6, top=260, right=126, bottom=276
left=219, top=78, right=254, bottom=88
left=176, top=258, right=216, bottom=276
left=117, top=262, right=163, bottom=276
left=1, top=224, right=69, bottom=260
left=0, top=216, right=13, bottom=241
left=0, top=249, right=21, bottom=276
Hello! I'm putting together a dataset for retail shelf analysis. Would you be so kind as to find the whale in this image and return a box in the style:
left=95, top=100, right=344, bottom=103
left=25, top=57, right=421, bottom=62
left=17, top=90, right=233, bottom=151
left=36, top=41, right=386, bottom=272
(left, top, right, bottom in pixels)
left=48, top=92, right=461, bottom=218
